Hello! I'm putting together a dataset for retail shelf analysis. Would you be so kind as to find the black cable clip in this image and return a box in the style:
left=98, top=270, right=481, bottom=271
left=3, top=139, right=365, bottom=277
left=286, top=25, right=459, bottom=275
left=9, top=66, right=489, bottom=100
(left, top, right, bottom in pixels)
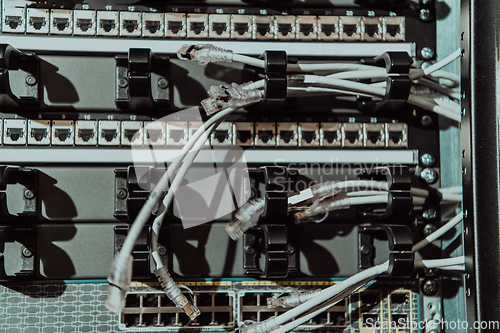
left=358, top=224, right=414, bottom=278
left=358, top=166, right=413, bottom=219
left=259, top=166, right=288, bottom=218
left=258, top=51, right=288, bottom=110
left=114, top=166, right=163, bottom=221
left=357, top=51, right=412, bottom=113
left=0, top=165, right=38, bottom=221
left=0, top=44, right=40, bottom=107
left=114, top=225, right=151, bottom=279
left=115, top=48, right=170, bottom=111
left=243, top=224, right=297, bottom=278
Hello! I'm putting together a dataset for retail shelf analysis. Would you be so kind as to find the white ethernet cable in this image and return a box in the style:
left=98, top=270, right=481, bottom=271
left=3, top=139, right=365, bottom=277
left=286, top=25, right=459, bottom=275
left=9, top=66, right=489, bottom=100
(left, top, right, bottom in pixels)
left=150, top=119, right=223, bottom=260
left=237, top=212, right=465, bottom=333
left=176, top=43, right=461, bottom=88
left=201, top=81, right=263, bottom=116
left=267, top=289, right=322, bottom=308
left=225, top=198, right=265, bottom=241
left=291, top=75, right=461, bottom=122
left=288, top=180, right=389, bottom=206
left=150, top=121, right=220, bottom=321
left=149, top=82, right=263, bottom=313
left=302, top=75, right=387, bottom=97
left=411, top=212, right=463, bottom=253
left=416, top=78, right=460, bottom=100
left=106, top=78, right=263, bottom=314
left=176, top=43, right=385, bottom=73
left=414, top=256, right=465, bottom=269
left=177, top=43, right=265, bottom=68
left=150, top=82, right=264, bottom=258
left=239, top=261, right=390, bottom=333
left=270, top=277, right=374, bottom=333
left=105, top=109, right=233, bottom=315
left=269, top=257, right=465, bottom=333
left=409, top=48, right=462, bottom=80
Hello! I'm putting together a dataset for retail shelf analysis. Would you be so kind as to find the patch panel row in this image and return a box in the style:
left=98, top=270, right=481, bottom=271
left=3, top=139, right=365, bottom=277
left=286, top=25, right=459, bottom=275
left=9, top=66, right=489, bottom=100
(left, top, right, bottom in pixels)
left=121, top=287, right=414, bottom=330
left=0, top=119, right=408, bottom=148
left=121, top=292, right=234, bottom=329
left=1, top=7, right=405, bottom=41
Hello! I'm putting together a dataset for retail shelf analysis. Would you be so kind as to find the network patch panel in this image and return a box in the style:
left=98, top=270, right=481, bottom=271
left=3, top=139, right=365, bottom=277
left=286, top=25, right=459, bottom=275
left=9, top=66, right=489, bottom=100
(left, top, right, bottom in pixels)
left=0, top=119, right=408, bottom=148
left=1, top=7, right=405, bottom=42
left=0, top=0, right=465, bottom=332
left=120, top=282, right=418, bottom=331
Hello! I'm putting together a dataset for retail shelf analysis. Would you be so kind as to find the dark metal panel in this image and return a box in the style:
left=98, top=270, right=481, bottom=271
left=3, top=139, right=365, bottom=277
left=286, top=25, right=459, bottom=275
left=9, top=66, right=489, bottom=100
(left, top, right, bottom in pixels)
left=463, top=0, right=500, bottom=330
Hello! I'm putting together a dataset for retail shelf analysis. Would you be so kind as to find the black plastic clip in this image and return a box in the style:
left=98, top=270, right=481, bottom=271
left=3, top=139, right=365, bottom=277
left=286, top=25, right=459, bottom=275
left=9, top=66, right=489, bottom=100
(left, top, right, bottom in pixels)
left=243, top=224, right=297, bottom=278
left=357, top=52, right=412, bottom=113
left=358, top=166, right=413, bottom=219
left=0, top=44, right=40, bottom=107
left=0, top=226, right=37, bottom=279
left=358, top=224, right=414, bottom=278
left=258, top=51, right=288, bottom=110
left=114, top=166, right=164, bottom=221
left=0, top=165, right=38, bottom=221
left=114, top=226, right=151, bottom=279
left=259, top=166, right=288, bottom=218
left=115, top=48, right=170, bottom=111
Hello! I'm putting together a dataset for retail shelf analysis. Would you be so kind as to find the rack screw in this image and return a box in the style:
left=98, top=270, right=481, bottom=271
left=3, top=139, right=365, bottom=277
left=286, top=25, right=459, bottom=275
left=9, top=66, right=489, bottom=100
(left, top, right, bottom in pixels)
left=24, top=189, right=35, bottom=200
left=421, top=47, right=435, bottom=60
left=118, top=78, right=128, bottom=88
left=419, top=8, right=432, bottom=21
left=420, top=168, right=437, bottom=184
left=423, top=223, right=437, bottom=236
left=422, top=278, right=439, bottom=296
left=157, top=78, right=168, bottom=89
left=423, top=208, right=438, bottom=220
left=421, top=153, right=435, bottom=166
left=421, top=115, right=433, bottom=127
left=25, top=75, right=37, bottom=86
left=22, top=246, right=33, bottom=258
left=360, top=245, right=371, bottom=255
left=245, top=246, right=255, bottom=255
left=117, top=188, right=128, bottom=199
left=158, top=246, right=167, bottom=256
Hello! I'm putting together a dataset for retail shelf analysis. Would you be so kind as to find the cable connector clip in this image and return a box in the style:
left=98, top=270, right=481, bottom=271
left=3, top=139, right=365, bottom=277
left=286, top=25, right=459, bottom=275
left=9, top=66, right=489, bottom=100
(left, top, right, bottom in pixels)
left=225, top=198, right=265, bottom=240
left=177, top=43, right=233, bottom=65
left=239, top=317, right=279, bottom=333
left=267, top=288, right=322, bottom=308
left=106, top=255, right=133, bottom=313
left=155, top=266, right=200, bottom=320
left=201, top=81, right=262, bottom=116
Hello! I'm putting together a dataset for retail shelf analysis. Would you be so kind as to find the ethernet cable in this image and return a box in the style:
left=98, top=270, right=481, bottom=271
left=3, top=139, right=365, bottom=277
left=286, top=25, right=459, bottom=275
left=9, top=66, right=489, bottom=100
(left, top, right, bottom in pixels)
left=411, top=212, right=463, bottom=253
left=150, top=82, right=264, bottom=258
left=239, top=262, right=389, bottom=333
left=414, top=256, right=465, bottom=269
left=268, top=257, right=465, bottom=333
left=289, top=75, right=461, bottom=121
left=150, top=119, right=223, bottom=260
left=178, top=43, right=461, bottom=90
left=150, top=121, right=220, bottom=321
left=177, top=43, right=265, bottom=68
left=409, top=48, right=462, bottom=80
left=106, top=111, right=228, bottom=315
left=177, top=43, right=384, bottom=73
left=107, top=79, right=264, bottom=314
left=269, top=277, right=374, bottom=333
left=177, top=44, right=461, bottom=82
left=178, top=44, right=461, bottom=120
left=237, top=212, right=465, bottom=333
